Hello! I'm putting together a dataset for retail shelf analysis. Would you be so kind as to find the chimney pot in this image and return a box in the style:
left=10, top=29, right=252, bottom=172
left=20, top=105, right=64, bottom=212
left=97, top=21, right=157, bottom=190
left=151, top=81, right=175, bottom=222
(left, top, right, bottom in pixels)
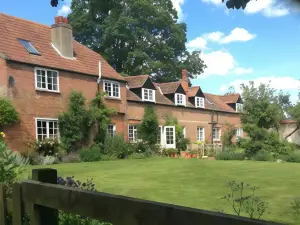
left=55, top=16, right=64, bottom=24
left=63, top=17, right=68, bottom=24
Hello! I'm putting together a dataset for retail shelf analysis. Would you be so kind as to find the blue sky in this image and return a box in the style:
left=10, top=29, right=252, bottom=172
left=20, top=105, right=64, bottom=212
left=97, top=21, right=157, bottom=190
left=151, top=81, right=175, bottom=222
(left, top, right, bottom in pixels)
left=1, top=0, right=300, bottom=102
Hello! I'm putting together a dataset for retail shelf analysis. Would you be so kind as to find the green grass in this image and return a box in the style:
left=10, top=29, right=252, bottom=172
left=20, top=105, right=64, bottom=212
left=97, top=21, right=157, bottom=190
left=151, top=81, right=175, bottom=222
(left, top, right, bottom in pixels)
left=24, top=158, right=300, bottom=224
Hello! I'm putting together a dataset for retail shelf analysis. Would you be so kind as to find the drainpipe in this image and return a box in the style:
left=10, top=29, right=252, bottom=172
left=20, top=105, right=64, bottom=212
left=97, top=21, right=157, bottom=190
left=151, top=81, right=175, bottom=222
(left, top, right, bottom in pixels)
left=97, top=61, right=102, bottom=92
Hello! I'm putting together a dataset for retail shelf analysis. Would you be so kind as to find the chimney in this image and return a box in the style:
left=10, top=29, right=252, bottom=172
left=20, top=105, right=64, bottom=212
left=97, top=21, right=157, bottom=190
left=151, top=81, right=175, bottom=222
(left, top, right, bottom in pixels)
left=181, top=69, right=189, bottom=92
left=51, top=16, right=73, bottom=58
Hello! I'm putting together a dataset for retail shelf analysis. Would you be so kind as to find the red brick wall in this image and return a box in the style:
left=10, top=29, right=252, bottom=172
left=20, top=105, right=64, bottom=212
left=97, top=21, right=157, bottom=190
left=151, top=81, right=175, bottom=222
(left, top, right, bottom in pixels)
left=4, top=62, right=126, bottom=151
left=125, top=102, right=243, bottom=144
left=0, top=58, right=8, bottom=96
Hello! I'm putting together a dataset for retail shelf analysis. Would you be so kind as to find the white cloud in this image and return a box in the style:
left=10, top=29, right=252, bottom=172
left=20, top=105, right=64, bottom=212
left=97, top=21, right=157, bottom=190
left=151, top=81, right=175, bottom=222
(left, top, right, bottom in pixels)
left=186, top=37, right=207, bottom=51
left=220, top=28, right=256, bottom=44
left=233, top=67, right=253, bottom=75
left=201, top=0, right=289, bottom=17
left=203, top=31, right=224, bottom=42
left=57, top=0, right=72, bottom=16
left=245, top=0, right=289, bottom=17
left=220, top=76, right=300, bottom=94
left=171, top=0, right=186, bottom=21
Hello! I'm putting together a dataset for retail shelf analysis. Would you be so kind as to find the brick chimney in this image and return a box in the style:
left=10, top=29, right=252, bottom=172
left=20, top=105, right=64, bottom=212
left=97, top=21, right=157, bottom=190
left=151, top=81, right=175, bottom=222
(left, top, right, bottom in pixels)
left=51, top=16, right=73, bottom=58
left=181, top=69, right=189, bottom=92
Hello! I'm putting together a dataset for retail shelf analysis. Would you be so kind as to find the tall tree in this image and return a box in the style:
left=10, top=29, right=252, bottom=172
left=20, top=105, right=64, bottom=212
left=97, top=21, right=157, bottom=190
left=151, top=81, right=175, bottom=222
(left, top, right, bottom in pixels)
left=67, top=0, right=205, bottom=82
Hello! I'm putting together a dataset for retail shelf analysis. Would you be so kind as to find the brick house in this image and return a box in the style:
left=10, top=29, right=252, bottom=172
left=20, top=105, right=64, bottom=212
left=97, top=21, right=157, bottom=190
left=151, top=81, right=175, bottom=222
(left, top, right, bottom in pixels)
left=0, top=13, right=244, bottom=151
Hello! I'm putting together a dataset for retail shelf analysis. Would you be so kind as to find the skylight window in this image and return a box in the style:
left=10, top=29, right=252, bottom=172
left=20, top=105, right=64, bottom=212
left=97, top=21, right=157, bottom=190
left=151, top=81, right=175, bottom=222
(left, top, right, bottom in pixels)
left=18, top=39, right=40, bottom=55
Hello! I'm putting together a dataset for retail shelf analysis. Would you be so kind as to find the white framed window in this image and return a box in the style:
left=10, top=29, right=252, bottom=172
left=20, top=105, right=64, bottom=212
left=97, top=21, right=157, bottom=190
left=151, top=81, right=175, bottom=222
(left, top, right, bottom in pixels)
left=36, top=118, right=59, bottom=140
left=164, top=126, right=176, bottom=148
left=236, top=103, right=243, bottom=112
left=236, top=128, right=243, bottom=138
left=35, top=68, right=59, bottom=92
left=195, top=97, right=205, bottom=108
left=175, top=93, right=186, bottom=106
left=107, top=124, right=116, bottom=137
left=128, top=125, right=138, bottom=142
left=197, top=127, right=205, bottom=141
left=103, top=80, right=120, bottom=98
left=142, top=88, right=155, bottom=102
left=183, top=127, right=186, bottom=138
left=213, top=128, right=221, bottom=141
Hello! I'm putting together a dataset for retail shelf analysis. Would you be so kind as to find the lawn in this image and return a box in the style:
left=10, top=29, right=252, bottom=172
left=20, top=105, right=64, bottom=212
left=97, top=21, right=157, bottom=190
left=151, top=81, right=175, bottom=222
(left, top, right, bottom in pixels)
left=25, top=158, right=300, bottom=224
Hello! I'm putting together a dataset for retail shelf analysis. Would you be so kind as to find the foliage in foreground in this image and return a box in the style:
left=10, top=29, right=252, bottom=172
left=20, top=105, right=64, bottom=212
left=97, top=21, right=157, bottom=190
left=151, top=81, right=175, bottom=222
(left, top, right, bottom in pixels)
left=216, top=151, right=245, bottom=161
left=221, top=181, right=268, bottom=220
left=0, top=97, right=19, bottom=128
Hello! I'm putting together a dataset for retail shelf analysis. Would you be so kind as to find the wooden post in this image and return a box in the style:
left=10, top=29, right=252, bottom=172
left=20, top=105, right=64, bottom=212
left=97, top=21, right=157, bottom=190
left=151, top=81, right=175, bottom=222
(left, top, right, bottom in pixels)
left=12, top=183, right=23, bottom=225
left=0, top=184, right=7, bottom=225
left=29, top=169, right=58, bottom=225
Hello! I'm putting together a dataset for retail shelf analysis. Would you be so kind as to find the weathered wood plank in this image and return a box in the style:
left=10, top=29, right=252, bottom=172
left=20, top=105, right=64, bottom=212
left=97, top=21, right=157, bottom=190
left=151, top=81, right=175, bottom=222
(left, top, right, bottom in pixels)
left=29, top=169, right=58, bottom=225
left=22, top=180, right=282, bottom=225
left=12, top=183, right=23, bottom=225
left=6, top=199, right=30, bottom=214
left=0, top=184, right=7, bottom=225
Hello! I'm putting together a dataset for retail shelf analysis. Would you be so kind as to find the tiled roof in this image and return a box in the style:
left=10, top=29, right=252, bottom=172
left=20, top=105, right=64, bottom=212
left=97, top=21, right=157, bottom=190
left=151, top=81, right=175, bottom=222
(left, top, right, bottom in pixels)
left=187, top=86, right=200, bottom=97
left=220, top=94, right=240, bottom=103
left=280, top=119, right=297, bottom=124
left=204, top=93, right=236, bottom=112
left=126, top=89, right=173, bottom=105
left=155, top=81, right=181, bottom=94
left=0, top=13, right=124, bottom=81
left=125, top=75, right=149, bottom=88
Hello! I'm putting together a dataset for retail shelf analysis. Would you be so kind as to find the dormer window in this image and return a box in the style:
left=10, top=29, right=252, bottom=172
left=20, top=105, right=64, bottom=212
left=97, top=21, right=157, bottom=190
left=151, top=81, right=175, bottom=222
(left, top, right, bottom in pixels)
left=195, top=97, right=205, bottom=108
left=236, top=103, right=243, bottom=112
left=175, top=93, right=186, bottom=106
left=142, top=88, right=155, bottom=102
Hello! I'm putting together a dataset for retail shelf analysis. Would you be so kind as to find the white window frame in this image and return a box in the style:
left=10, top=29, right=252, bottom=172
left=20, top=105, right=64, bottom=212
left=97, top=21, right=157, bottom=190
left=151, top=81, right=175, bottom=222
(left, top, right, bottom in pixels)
left=236, top=103, right=243, bottom=112
left=107, top=124, right=116, bottom=137
left=128, top=125, right=138, bottom=142
left=195, top=97, right=205, bottom=108
left=175, top=93, right=186, bottom=106
left=34, top=67, right=60, bottom=92
left=158, top=126, right=163, bottom=145
left=103, top=79, right=121, bottom=98
left=183, top=127, right=186, bottom=138
left=197, top=127, right=205, bottom=141
left=236, top=128, right=243, bottom=138
left=213, top=128, right=221, bottom=141
left=35, top=117, right=59, bottom=140
left=164, top=126, right=176, bottom=149
left=142, top=88, right=156, bottom=102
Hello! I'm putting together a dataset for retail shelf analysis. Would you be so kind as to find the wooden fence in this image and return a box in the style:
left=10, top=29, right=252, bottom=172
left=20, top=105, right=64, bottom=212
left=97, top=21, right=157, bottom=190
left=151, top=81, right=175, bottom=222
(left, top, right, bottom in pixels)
left=0, top=169, right=282, bottom=225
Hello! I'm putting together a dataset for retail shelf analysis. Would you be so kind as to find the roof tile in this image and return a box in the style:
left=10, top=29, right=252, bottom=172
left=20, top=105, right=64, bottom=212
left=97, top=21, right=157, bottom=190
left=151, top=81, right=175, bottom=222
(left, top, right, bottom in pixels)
left=125, top=75, right=149, bottom=88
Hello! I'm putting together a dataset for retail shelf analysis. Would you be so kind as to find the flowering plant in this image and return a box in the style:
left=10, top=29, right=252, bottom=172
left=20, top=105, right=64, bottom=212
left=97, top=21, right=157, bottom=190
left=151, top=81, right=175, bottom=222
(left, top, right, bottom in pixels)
left=0, top=131, right=6, bottom=142
left=35, top=138, right=59, bottom=156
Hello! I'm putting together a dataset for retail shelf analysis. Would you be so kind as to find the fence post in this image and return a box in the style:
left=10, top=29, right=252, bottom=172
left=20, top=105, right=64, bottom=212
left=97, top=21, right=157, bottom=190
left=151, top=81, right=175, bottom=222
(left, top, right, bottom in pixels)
left=29, top=169, right=58, bottom=225
left=12, top=183, right=23, bottom=225
left=0, top=184, right=7, bottom=225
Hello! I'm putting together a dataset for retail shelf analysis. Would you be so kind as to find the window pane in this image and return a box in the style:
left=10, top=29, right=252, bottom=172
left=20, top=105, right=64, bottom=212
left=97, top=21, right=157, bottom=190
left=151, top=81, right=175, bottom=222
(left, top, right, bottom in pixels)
left=113, top=83, right=119, bottom=97
left=107, top=124, right=115, bottom=137
left=105, top=82, right=112, bottom=96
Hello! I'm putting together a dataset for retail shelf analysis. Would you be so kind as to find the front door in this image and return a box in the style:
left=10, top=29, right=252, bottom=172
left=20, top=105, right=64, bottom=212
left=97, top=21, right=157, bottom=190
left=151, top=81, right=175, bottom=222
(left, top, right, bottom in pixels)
left=164, top=126, right=176, bottom=149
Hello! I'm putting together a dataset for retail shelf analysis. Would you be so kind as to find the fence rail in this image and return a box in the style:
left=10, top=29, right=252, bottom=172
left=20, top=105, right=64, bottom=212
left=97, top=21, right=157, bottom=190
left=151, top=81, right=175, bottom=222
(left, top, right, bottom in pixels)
left=0, top=169, right=282, bottom=225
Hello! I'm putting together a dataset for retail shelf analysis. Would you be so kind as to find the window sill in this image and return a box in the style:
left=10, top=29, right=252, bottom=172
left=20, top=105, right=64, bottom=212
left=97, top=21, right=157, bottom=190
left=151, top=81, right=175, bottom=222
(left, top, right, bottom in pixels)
left=104, top=96, right=121, bottom=101
left=36, top=89, right=61, bottom=94
left=143, top=100, right=156, bottom=103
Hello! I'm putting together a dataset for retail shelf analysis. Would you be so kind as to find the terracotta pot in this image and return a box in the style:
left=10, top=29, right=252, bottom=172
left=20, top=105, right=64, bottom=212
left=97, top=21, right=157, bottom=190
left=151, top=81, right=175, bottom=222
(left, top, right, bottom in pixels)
left=186, top=153, right=192, bottom=159
left=169, top=153, right=176, bottom=158
left=181, top=152, right=187, bottom=158
left=191, top=154, right=198, bottom=158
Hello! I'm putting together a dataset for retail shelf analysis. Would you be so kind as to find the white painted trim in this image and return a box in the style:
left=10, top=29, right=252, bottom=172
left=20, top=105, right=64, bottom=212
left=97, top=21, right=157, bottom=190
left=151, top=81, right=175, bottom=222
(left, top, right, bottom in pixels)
left=213, top=128, right=221, bottom=141
left=107, top=124, right=116, bottom=136
left=141, top=88, right=156, bottom=102
left=195, top=97, right=205, bottom=108
left=236, top=103, right=243, bottom=112
left=51, top=43, right=76, bottom=60
left=34, top=67, right=60, bottom=93
left=128, top=124, right=138, bottom=142
left=197, top=127, right=205, bottom=141
left=183, top=127, right=186, bottom=138
left=35, top=117, right=59, bottom=140
left=164, top=126, right=176, bottom=149
left=103, top=79, right=121, bottom=99
left=175, top=93, right=186, bottom=106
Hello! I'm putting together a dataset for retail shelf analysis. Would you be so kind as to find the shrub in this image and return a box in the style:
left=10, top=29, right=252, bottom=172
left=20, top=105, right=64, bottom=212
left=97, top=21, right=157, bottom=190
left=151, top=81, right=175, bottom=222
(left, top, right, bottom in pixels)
left=61, top=152, right=81, bottom=163
left=221, top=122, right=236, bottom=147
left=128, top=153, right=148, bottom=159
left=11, top=151, right=30, bottom=165
left=138, top=105, right=159, bottom=147
left=102, top=135, right=130, bottom=158
left=216, top=151, right=245, bottom=160
left=79, top=146, right=102, bottom=162
left=279, top=151, right=300, bottom=163
left=252, top=151, right=274, bottom=162
left=0, top=98, right=19, bottom=127
left=129, top=141, right=155, bottom=154
left=30, top=154, right=57, bottom=165
left=35, top=138, right=59, bottom=156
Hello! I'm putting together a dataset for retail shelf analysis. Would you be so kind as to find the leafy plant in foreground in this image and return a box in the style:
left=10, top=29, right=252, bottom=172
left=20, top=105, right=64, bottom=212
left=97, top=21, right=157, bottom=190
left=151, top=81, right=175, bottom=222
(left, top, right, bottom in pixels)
left=221, top=181, right=268, bottom=220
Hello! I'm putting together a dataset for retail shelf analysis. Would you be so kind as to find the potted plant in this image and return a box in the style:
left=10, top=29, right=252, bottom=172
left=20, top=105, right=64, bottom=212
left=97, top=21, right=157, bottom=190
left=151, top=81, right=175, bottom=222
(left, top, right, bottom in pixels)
left=190, top=150, right=199, bottom=158
left=181, top=151, right=188, bottom=158
left=167, top=148, right=178, bottom=158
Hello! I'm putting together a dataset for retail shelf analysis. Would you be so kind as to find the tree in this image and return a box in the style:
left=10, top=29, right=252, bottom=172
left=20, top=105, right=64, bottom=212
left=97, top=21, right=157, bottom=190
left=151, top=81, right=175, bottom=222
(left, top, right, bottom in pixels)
left=221, top=122, right=236, bottom=146
left=138, top=105, right=159, bottom=146
left=241, top=81, right=283, bottom=130
left=66, top=0, right=205, bottom=82
left=225, top=85, right=236, bottom=95
left=285, top=102, right=300, bottom=140
left=0, top=98, right=19, bottom=131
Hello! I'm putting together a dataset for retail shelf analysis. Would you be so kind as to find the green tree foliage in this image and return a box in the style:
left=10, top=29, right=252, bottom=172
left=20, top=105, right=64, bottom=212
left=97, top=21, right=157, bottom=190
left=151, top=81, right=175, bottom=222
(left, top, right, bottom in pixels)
left=0, top=98, right=19, bottom=129
left=58, top=91, right=92, bottom=152
left=165, top=116, right=190, bottom=151
left=221, top=122, right=236, bottom=146
left=89, top=92, right=115, bottom=143
left=285, top=102, right=300, bottom=140
left=138, top=105, right=159, bottom=146
left=241, top=81, right=284, bottom=130
left=67, top=0, right=206, bottom=82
